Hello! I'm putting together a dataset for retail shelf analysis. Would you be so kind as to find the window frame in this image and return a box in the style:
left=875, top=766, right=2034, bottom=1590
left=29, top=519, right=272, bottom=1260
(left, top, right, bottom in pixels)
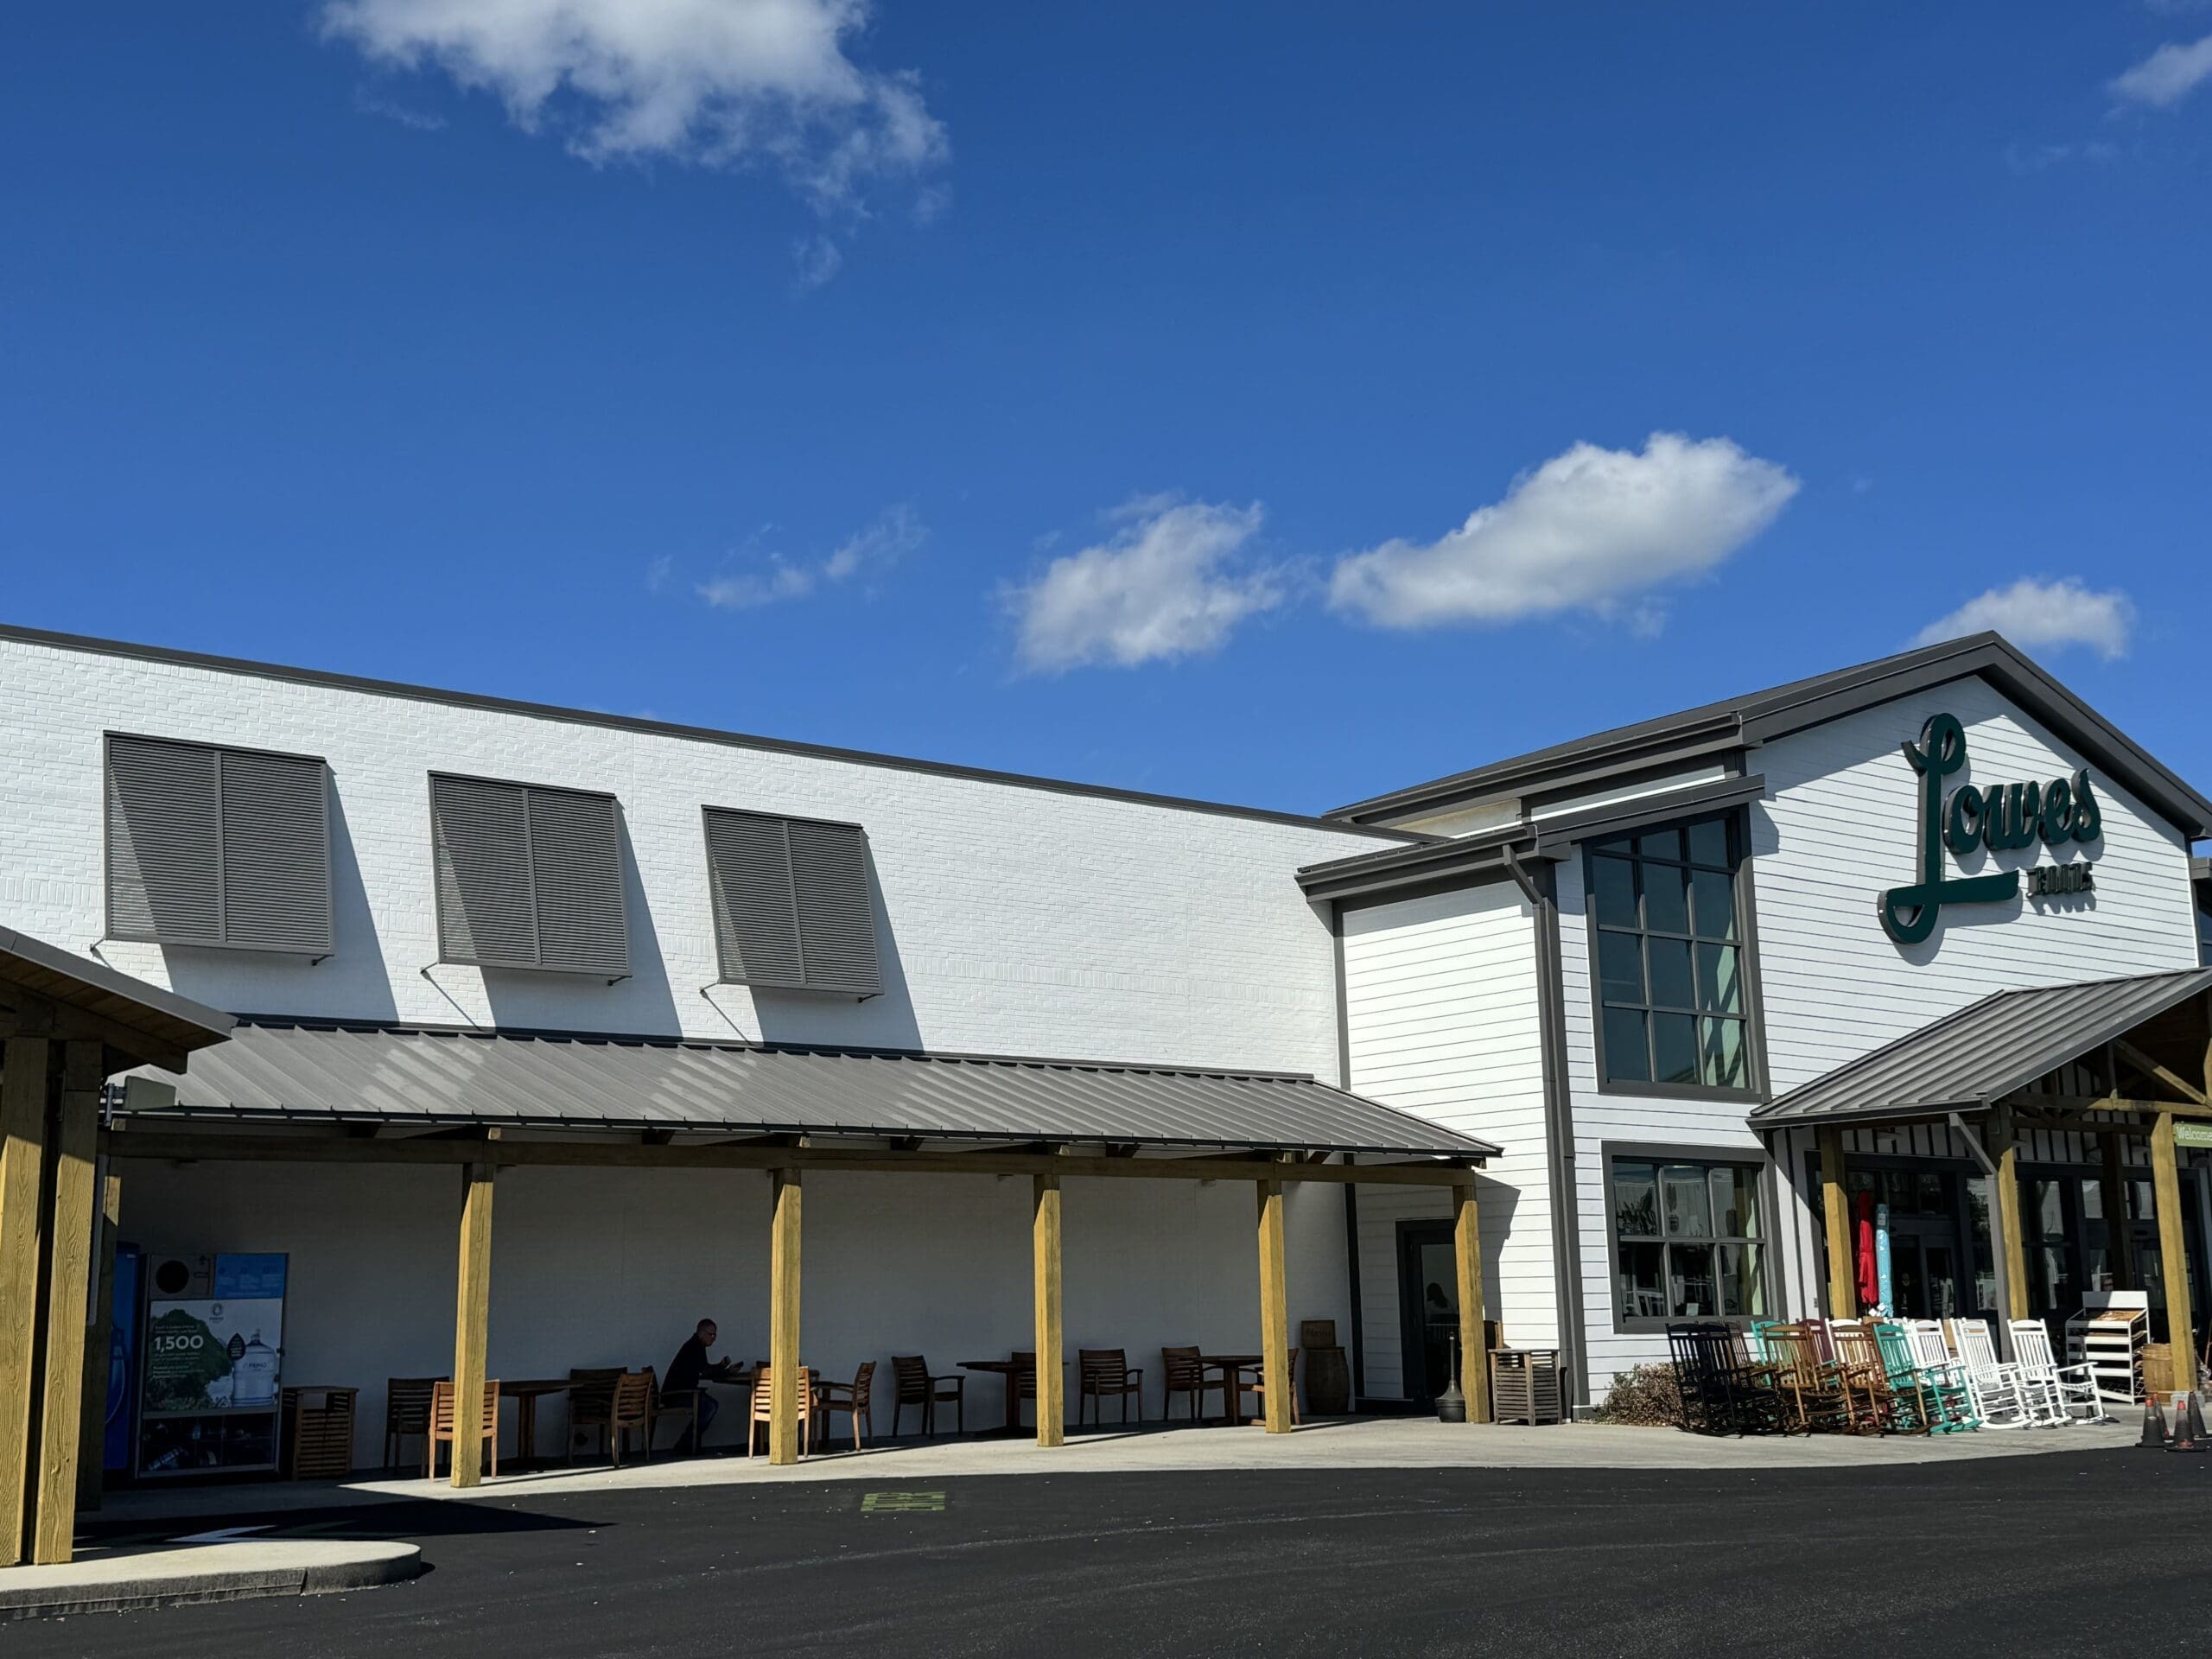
left=428, top=769, right=632, bottom=982
left=1601, top=1141, right=1778, bottom=1334
left=1580, top=806, right=1768, bottom=1103
left=102, top=730, right=335, bottom=959
left=701, top=804, right=883, bottom=999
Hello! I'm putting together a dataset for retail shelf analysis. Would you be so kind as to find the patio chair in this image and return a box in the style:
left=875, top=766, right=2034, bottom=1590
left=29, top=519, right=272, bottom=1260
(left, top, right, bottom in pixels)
left=2010, top=1320, right=2109, bottom=1424
left=652, top=1364, right=712, bottom=1456
left=1759, top=1323, right=1850, bottom=1433
left=1249, top=1348, right=1300, bottom=1427
left=1904, top=1320, right=1979, bottom=1432
left=572, top=1370, right=655, bottom=1466
left=747, top=1366, right=813, bottom=1458
left=1946, top=1319, right=2049, bottom=1428
left=891, top=1355, right=964, bottom=1437
left=1161, top=1346, right=1207, bottom=1422
left=383, top=1376, right=440, bottom=1472
left=1666, top=1323, right=1779, bottom=1436
left=1827, top=1322, right=1892, bottom=1433
left=426, top=1378, right=501, bottom=1479
left=1012, top=1351, right=1039, bottom=1428
left=565, top=1367, right=623, bottom=1462
left=817, top=1362, right=877, bottom=1452
left=1077, top=1349, right=1145, bottom=1426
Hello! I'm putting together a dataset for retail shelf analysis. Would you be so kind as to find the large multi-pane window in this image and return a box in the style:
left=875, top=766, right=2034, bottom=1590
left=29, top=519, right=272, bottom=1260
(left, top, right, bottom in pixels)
left=1610, top=1154, right=1765, bottom=1328
left=1586, top=813, right=1752, bottom=1093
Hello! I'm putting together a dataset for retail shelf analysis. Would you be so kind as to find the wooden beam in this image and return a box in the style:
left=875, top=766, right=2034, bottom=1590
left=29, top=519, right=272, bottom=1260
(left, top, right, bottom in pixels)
left=0, top=1035, right=52, bottom=1565
left=31, top=1042, right=102, bottom=1564
left=1256, top=1170, right=1291, bottom=1434
left=2116, top=1039, right=2209, bottom=1108
left=2000, top=1093, right=2212, bottom=1120
left=1032, top=1173, right=1064, bottom=1449
left=78, top=1162, right=121, bottom=1510
left=1991, top=1111, right=2031, bottom=1326
left=1817, top=1127, right=1854, bottom=1320
left=768, top=1169, right=802, bottom=1466
left=99, top=1130, right=1483, bottom=1188
left=449, top=1155, right=494, bottom=1488
left=2101, top=1130, right=2132, bottom=1291
left=2152, top=1112, right=2197, bottom=1394
left=1452, top=1179, right=1488, bottom=1424
left=0, top=995, right=188, bottom=1075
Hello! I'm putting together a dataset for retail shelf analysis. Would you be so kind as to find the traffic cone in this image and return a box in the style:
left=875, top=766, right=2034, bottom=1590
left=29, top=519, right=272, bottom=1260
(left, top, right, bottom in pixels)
left=2172, top=1393, right=2208, bottom=1454
left=2190, top=1392, right=2209, bottom=1446
left=2139, top=1393, right=2169, bottom=1448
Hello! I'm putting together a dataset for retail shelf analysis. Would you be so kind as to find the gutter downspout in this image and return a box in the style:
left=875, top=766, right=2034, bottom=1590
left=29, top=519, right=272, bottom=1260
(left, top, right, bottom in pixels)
left=1505, top=842, right=1589, bottom=1412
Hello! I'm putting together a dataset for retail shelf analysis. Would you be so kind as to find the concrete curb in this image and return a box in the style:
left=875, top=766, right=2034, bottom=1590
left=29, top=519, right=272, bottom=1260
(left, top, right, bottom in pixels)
left=0, top=1541, right=423, bottom=1622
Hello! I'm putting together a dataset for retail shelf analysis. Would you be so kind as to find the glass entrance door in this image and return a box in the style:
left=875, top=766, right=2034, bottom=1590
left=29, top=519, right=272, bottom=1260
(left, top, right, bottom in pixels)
left=1396, top=1222, right=1459, bottom=1405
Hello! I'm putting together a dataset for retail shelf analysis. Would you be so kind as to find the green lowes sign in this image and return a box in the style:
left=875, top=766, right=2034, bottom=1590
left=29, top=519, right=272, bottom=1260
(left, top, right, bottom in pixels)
left=1878, top=712, right=2101, bottom=945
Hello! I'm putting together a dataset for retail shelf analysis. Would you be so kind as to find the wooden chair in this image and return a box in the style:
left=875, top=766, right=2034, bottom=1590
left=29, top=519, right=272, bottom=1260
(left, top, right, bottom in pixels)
left=565, top=1368, right=622, bottom=1463
left=747, top=1366, right=813, bottom=1458
left=1759, top=1323, right=1849, bottom=1433
left=1827, top=1320, right=1891, bottom=1433
left=1160, top=1346, right=1207, bottom=1422
left=1248, top=1349, right=1300, bottom=1427
left=650, top=1364, right=710, bottom=1456
left=1012, top=1351, right=1039, bottom=1428
left=1077, top=1349, right=1144, bottom=1426
left=384, top=1376, right=440, bottom=1472
left=816, top=1362, right=877, bottom=1451
left=891, top=1355, right=964, bottom=1437
left=426, top=1378, right=500, bottom=1479
left=572, top=1370, right=655, bottom=1465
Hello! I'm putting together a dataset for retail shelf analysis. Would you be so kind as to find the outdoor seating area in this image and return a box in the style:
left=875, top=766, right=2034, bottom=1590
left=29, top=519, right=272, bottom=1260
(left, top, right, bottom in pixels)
left=1667, top=1317, right=2114, bottom=1438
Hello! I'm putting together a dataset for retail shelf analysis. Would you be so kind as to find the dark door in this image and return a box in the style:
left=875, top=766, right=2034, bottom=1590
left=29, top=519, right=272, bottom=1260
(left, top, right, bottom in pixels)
left=1396, top=1221, right=1459, bottom=1405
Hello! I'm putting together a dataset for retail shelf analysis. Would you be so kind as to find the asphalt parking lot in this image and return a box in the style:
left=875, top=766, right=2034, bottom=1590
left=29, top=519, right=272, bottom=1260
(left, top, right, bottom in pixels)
left=19, top=1449, right=2212, bottom=1657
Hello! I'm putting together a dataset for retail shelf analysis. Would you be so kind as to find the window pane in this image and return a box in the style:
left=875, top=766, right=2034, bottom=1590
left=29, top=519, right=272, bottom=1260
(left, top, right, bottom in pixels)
left=1612, top=1161, right=1659, bottom=1236
left=1637, top=827, right=1684, bottom=862
left=1726, top=1166, right=1761, bottom=1237
left=1618, top=1241, right=1666, bottom=1321
left=1669, top=1243, right=1718, bottom=1318
left=1598, top=929, right=1645, bottom=1005
left=1700, top=1017, right=1747, bottom=1090
left=1602, top=1007, right=1650, bottom=1083
left=1653, top=1012, right=1700, bottom=1085
left=1686, top=818, right=1730, bottom=868
left=1644, top=862, right=1690, bottom=935
left=1591, top=855, right=1637, bottom=929
left=1647, top=936, right=1694, bottom=1009
left=1695, top=943, right=1742, bottom=1014
left=1690, top=868, right=1736, bottom=940
left=1718, top=1243, right=1764, bottom=1317
left=1662, top=1164, right=1713, bottom=1236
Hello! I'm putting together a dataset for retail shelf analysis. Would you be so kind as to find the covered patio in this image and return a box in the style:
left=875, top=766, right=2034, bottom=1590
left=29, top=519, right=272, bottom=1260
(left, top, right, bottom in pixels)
left=99, top=1018, right=1500, bottom=1487
left=1753, top=967, right=2212, bottom=1387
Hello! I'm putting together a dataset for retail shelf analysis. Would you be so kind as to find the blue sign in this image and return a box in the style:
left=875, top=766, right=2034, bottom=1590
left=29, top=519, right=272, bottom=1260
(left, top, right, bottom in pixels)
left=105, top=1244, right=142, bottom=1472
left=213, top=1254, right=287, bottom=1300
left=1874, top=1203, right=1894, bottom=1315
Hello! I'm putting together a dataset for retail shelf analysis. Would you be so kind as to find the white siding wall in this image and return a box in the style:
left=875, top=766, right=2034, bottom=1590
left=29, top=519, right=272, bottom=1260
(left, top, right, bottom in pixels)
left=1340, top=880, right=1554, bottom=1399
left=1561, top=677, right=2203, bottom=1396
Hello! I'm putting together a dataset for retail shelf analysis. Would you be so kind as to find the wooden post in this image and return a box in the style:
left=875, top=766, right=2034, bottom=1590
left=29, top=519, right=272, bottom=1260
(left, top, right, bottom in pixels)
left=449, top=1154, right=495, bottom=1488
left=78, top=1162, right=121, bottom=1511
left=0, top=1034, right=52, bottom=1565
left=769, top=1167, right=802, bottom=1465
left=1032, top=1173, right=1064, bottom=1448
left=1452, top=1179, right=1488, bottom=1424
left=1256, top=1172, right=1291, bottom=1433
left=1817, top=1127, right=1854, bottom=1320
left=1992, top=1113, right=2031, bottom=1325
left=29, top=1043, right=102, bottom=1563
left=2152, top=1112, right=2197, bottom=1393
left=2101, top=1131, right=2132, bottom=1291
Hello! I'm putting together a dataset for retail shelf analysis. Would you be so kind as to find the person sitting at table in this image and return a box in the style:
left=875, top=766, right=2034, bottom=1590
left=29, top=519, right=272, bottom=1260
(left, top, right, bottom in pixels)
left=664, top=1318, right=739, bottom=1452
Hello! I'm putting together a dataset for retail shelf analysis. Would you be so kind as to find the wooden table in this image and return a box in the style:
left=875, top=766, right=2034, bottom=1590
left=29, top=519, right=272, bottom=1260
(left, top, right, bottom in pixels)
left=1198, top=1355, right=1263, bottom=1426
left=501, top=1377, right=572, bottom=1469
left=957, top=1360, right=1029, bottom=1434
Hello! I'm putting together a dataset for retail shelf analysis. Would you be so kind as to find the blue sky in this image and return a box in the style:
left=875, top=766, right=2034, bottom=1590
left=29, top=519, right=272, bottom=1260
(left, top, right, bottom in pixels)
left=4, top=5, right=2209, bottom=817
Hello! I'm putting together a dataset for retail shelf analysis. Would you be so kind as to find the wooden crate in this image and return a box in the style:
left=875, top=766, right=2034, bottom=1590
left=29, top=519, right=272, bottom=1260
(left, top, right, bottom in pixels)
left=1489, top=1349, right=1562, bottom=1427
left=282, top=1386, right=359, bottom=1481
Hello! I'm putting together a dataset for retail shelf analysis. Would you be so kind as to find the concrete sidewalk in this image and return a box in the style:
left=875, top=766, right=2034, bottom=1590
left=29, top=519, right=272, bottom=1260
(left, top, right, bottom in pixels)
left=92, top=1413, right=2137, bottom=1524
left=0, top=1537, right=423, bottom=1622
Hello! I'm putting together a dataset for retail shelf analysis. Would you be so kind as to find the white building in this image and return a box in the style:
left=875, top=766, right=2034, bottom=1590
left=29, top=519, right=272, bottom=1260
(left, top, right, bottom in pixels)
left=1, top=620, right=2206, bottom=1485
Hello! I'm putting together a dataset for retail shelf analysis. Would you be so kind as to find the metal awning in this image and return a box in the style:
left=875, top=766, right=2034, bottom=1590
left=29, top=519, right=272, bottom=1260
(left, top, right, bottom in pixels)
left=116, top=1020, right=1497, bottom=1160
left=1750, top=966, right=2212, bottom=1128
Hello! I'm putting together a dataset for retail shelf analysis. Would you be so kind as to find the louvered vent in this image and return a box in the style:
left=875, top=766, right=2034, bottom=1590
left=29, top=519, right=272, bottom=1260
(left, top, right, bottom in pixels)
left=703, top=807, right=880, bottom=997
left=105, top=734, right=332, bottom=956
left=432, top=772, right=629, bottom=979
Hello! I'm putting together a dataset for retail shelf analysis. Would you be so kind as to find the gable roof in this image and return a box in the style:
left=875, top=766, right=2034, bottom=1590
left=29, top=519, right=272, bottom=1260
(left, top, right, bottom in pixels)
left=0, top=924, right=234, bottom=1072
left=1329, top=633, right=2212, bottom=841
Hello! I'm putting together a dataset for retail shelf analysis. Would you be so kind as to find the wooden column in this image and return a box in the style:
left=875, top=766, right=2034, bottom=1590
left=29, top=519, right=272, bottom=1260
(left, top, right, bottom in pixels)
left=2152, top=1112, right=2197, bottom=1393
left=449, top=1154, right=495, bottom=1488
left=768, top=1168, right=803, bottom=1465
left=1816, top=1127, right=1854, bottom=1319
left=78, top=1162, right=122, bottom=1511
left=1991, top=1114, right=2031, bottom=1325
left=0, top=1034, right=52, bottom=1565
left=1032, top=1173, right=1064, bottom=1448
left=1256, top=1172, right=1291, bottom=1433
left=2101, top=1132, right=2133, bottom=1290
left=29, top=1042, right=102, bottom=1564
left=1452, top=1179, right=1488, bottom=1424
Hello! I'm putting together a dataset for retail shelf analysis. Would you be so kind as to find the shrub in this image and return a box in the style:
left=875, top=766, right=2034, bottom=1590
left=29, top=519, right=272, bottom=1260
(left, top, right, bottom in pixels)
left=1594, top=1362, right=1681, bottom=1427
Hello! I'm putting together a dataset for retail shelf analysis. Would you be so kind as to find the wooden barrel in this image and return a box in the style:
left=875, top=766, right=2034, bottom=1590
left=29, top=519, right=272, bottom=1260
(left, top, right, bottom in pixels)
left=1305, top=1345, right=1350, bottom=1415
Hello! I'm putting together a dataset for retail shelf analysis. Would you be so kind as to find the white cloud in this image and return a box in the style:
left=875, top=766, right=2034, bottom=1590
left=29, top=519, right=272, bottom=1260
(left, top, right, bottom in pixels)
left=696, top=504, right=923, bottom=610
left=321, top=0, right=946, bottom=214
left=2110, top=33, right=2212, bottom=107
left=1327, top=433, right=1798, bottom=632
left=1911, top=578, right=2135, bottom=661
left=1007, top=499, right=1281, bottom=672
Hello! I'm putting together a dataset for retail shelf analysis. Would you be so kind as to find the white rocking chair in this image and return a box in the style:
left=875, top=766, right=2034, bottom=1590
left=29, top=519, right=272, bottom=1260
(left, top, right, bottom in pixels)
left=2009, top=1319, right=2108, bottom=1424
left=1946, top=1317, right=2050, bottom=1427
